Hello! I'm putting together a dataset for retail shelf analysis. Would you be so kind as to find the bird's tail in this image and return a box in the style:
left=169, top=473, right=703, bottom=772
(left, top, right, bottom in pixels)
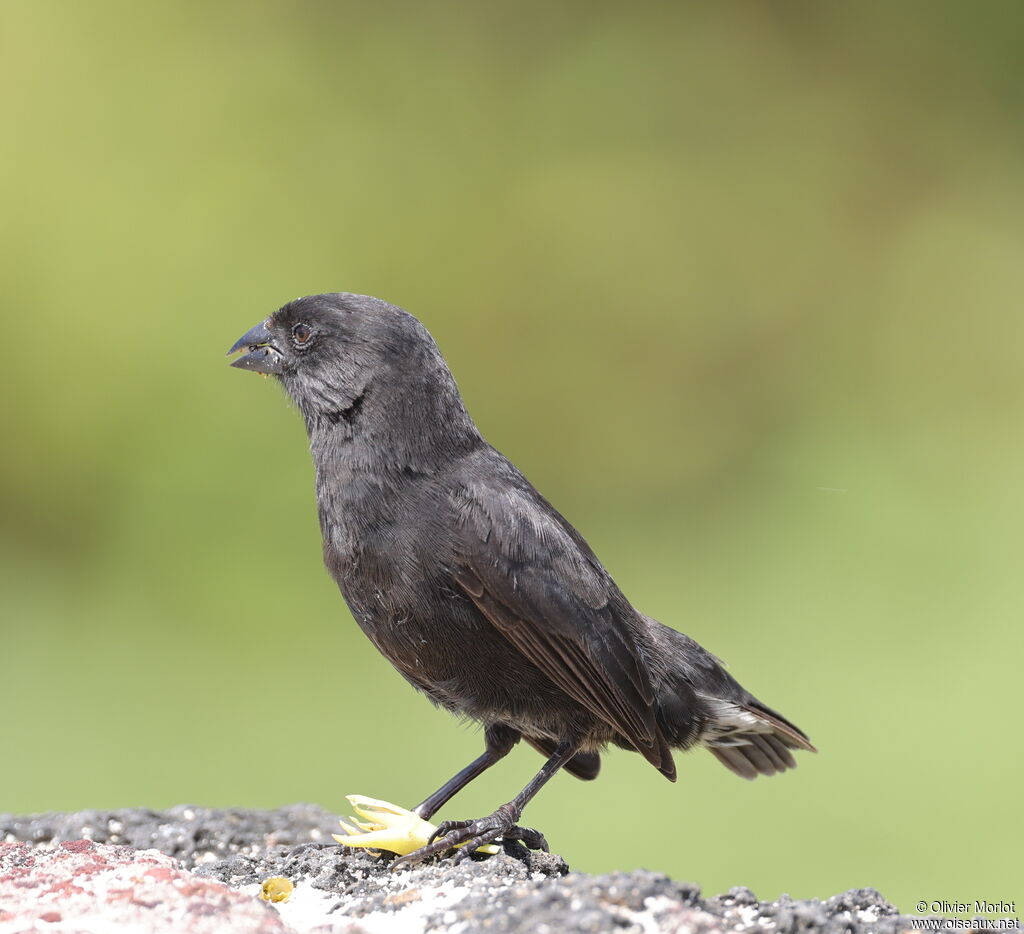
left=641, top=614, right=816, bottom=780
left=701, top=698, right=816, bottom=779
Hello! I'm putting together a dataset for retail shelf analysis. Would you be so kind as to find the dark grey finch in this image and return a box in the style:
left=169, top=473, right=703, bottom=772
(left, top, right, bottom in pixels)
left=228, top=293, right=815, bottom=867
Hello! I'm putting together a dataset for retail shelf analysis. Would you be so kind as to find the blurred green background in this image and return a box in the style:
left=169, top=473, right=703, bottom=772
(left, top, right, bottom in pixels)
left=2, top=0, right=1022, bottom=914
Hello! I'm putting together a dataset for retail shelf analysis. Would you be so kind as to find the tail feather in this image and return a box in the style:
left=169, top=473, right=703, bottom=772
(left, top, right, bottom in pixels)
left=737, top=738, right=776, bottom=775
left=709, top=734, right=793, bottom=780
left=749, top=733, right=797, bottom=772
left=634, top=614, right=814, bottom=780
left=710, top=745, right=759, bottom=780
left=760, top=733, right=798, bottom=770
left=701, top=698, right=816, bottom=779
left=744, top=701, right=817, bottom=752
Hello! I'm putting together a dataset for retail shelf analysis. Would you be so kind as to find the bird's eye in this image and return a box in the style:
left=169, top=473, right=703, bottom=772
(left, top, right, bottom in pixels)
left=292, top=323, right=312, bottom=345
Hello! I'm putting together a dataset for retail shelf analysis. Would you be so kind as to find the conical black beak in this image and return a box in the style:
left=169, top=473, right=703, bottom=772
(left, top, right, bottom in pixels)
left=227, top=320, right=285, bottom=374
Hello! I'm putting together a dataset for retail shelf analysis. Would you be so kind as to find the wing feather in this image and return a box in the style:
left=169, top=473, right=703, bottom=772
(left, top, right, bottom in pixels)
left=451, top=481, right=674, bottom=778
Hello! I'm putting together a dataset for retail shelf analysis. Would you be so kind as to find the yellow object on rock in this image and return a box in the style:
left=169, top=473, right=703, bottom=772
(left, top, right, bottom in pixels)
left=333, top=795, right=499, bottom=858
left=260, top=877, right=294, bottom=903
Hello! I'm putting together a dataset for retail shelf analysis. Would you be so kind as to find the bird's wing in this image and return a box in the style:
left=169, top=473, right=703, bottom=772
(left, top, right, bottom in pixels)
left=450, top=479, right=674, bottom=778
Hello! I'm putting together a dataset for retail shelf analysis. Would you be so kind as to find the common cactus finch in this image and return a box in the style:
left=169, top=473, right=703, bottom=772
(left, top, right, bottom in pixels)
left=228, top=293, right=815, bottom=868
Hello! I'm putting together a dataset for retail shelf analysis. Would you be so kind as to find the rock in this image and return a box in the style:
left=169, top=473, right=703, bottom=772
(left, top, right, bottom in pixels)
left=0, top=804, right=334, bottom=868
left=0, top=840, right=290, bottom=934
left=0, top=807, right=961, bottom=933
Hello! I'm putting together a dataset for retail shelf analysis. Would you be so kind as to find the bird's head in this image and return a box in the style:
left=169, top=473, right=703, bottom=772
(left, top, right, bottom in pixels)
left=229, top=293, right=478, bottom=451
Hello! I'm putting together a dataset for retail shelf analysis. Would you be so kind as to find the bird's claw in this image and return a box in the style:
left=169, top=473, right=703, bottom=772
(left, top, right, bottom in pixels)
left=390, top=805, right=548, bottom=871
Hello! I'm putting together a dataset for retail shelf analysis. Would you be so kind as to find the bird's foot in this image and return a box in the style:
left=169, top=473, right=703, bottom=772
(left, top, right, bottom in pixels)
left=390, top=803, right=548, bottom=870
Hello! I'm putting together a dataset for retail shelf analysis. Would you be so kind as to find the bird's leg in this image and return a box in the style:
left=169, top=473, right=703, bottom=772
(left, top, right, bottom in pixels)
left=412, top=724, right=519, bottom=821
left=392, top=737, right=580, bottom=870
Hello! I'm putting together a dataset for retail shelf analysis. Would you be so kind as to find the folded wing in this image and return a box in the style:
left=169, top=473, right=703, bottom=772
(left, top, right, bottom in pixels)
left=451, top=480, right=675, bottom=779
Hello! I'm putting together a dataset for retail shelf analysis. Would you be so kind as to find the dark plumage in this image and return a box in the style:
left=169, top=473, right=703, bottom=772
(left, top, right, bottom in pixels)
left=228, top=292, right=815, bottom=865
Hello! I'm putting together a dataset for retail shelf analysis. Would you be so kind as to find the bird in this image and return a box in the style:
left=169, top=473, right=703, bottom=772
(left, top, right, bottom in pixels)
left=228, top=292, right=815, bottom=868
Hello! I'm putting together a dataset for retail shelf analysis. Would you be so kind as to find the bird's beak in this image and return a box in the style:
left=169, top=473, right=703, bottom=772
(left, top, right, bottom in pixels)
left=227, top=320, right=285, bottom=374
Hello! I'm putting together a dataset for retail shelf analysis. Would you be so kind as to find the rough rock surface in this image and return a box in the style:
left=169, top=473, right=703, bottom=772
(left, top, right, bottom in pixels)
left=0, top=806, right=996, bottom=933
left=0, top=839, right=288, bottom=934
